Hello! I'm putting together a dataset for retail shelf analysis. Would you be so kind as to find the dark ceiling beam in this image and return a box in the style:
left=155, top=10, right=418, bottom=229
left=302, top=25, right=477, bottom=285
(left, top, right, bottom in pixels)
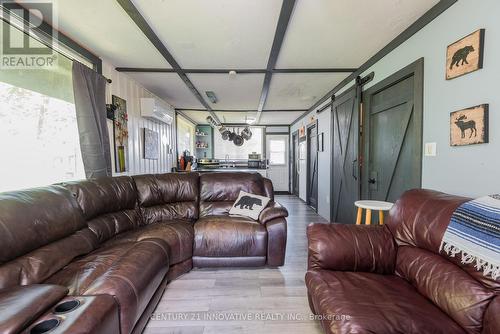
left=206, top=123, right=291, bottom=127
left=256, top=0, right=297, bottom=124
left=272, top=68, right=356, bottom=73
left=116, top=67, right=264, bottom=74
left=116, top=67, right=176, bottom=73
left=115, top=0, right=221, bottom=124
left=177, top=108, right=307, bottom=113
left=115, top=67, right=357, bottom=74
left=291, top=0, right=458, bottom=127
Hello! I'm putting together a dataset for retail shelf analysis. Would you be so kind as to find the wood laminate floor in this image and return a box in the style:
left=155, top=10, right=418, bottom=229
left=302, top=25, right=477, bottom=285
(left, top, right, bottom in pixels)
left=144, top=195, right=328, bottom=334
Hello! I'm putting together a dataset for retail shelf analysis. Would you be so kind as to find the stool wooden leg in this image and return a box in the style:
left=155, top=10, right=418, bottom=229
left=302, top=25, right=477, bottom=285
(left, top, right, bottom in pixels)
left=356, top=207, right=362, bottom=225
left=379, top=211, right=384, bottom=225
left=365, top=209, right=372, bottom=225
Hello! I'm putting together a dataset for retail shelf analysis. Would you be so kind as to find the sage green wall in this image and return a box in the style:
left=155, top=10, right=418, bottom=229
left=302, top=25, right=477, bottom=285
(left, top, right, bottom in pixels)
left=293, top=0, right=500, bottom=222
left=342, top=0, right=500, bottom=197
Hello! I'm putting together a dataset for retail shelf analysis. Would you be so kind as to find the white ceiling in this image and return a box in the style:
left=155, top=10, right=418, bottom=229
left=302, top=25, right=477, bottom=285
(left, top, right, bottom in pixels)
left=188, top=74, right=265, bottom=109
left=51, top=0, right=170, bottom=68
left=51, top=0, right=441, bottom=124
left=179, top=110, right=214, bottom=124
left=179, top=110, right=301, bottom=126
left=265, top=73, right=351, bottom=110
left=125, top=72, right=204, bottom=109
left=132, top=0, right=283, bottom=69
left=216, top=112, right=258, bottom=124
left=276, top=0, right=440, bottom=68
left=260, top=111, right=304, bottom=125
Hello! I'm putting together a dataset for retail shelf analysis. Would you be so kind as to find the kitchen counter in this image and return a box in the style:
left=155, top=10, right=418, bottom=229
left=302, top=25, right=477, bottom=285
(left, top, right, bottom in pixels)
left=194, top=167, right=268, bottom=177
left=195, top=167, right=267, bottom=172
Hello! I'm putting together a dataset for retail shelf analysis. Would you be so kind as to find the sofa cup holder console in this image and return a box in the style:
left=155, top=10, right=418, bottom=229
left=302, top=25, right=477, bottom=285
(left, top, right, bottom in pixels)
left=30, top=319, right=60, bottom=334
left=53, top=299, right=81, bottom=314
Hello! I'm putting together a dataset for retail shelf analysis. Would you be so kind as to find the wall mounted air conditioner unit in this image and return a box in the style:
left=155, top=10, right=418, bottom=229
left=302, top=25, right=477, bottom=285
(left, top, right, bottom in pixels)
left=140, top=98, right=174, bottom=124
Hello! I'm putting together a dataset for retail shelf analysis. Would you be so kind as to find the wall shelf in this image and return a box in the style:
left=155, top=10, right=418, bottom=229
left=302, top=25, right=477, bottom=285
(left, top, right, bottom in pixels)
left=195, top=125, right=213, bottom=158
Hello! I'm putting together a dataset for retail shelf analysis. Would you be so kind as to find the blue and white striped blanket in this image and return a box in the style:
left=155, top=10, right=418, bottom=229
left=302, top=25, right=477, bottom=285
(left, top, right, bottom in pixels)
left=440, top=195, right=500, bottom=280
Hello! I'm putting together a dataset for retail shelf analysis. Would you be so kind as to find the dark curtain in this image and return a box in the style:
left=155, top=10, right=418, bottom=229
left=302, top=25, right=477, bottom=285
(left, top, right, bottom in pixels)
left=72, top=61, right=112, bottom=178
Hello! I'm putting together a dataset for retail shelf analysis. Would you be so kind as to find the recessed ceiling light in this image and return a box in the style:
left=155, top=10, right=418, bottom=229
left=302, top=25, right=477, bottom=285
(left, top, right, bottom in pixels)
left=246, top=117, right=256, bottom=125
left=205, top=91, right=217, bottom=104
left=229, top=70, right=237, bottom=77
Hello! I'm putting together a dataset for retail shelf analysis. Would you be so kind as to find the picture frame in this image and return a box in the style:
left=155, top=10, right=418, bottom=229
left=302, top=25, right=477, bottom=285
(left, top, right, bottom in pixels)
left=446, top=29, right=485, bottom=80
left=143, top=128, right=159, bottom=160
left=450, top=104, right=489, bottom=146
left=299, top=126, right=306, bottom=138
left=112, top=95, right=128, bottom=172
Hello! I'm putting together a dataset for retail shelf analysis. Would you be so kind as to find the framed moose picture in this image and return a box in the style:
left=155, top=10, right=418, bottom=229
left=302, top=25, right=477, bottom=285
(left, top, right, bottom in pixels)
left=450, top=104, right=489, bottom=146
left=446, top=29, right=485, bottom=80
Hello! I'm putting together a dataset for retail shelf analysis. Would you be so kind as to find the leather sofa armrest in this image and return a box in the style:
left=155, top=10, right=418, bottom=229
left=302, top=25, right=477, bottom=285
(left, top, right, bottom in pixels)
left=259, top=201, right=288, bottom=225
left=265, top=217, right=287, bottom=266
left=0, top=284, right=68, bottom=334
left=307, top=223, right=396, bottom=274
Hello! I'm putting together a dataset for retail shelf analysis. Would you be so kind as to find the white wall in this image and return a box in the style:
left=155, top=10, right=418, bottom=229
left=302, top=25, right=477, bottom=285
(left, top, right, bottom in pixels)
left=102, top=61, right=176, bottom=176
left=292, top=0, right=500, bottom=221
left=291, top=109, right=331, bottom=220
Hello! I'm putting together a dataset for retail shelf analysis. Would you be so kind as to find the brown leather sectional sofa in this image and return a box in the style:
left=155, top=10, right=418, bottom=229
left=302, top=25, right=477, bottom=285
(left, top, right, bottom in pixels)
left=0, top=172, right=288, bottom=334
left=306, top=189, right=499, bottom=334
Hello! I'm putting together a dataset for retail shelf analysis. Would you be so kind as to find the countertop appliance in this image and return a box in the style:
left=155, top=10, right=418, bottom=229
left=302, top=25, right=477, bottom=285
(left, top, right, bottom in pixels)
left=197, top=158, right=220, bottom=169
left=248, top=153, right=261, bottom=169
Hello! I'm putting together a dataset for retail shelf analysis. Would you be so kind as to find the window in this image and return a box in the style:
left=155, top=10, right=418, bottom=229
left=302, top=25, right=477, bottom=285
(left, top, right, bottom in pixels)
left=214, top=127, right=263, bottom=160
left=268, top=138, right=287, bottom=165
left=0, top=21, right=85, bottom=192
left=176, top=116, right=195, bottom=156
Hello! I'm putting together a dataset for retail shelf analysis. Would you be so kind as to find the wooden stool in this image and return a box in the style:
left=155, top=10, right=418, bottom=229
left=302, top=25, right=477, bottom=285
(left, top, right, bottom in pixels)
left=355, top=200, right=393, bottom=225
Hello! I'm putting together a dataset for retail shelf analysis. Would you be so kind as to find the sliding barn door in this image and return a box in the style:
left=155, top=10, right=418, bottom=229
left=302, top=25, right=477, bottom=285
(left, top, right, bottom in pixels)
left=307, top=123, right=318, bottom=211
left=331, top=88, right=359, bottom=224
left=363, top=59, right=423, bottom=202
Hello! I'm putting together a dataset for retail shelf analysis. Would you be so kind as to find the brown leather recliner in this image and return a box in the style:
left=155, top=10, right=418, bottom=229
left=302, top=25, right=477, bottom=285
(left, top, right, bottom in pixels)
left=306, top=189, right=499, bottom=334
left=194, top=173, right=287, bottom=267
left=0, top=172, right=288, bottom=334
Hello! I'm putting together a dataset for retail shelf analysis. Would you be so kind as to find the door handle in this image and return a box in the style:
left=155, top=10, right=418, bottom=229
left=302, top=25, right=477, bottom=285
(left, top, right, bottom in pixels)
left=352, top=159, right=358, bottom=181
left=368, top=171, right=378, bottom=191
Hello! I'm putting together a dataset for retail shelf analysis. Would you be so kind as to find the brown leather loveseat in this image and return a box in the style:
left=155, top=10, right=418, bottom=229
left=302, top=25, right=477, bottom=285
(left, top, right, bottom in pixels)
left=306, top=189, right=499, bottom=334
left=0, top=172, right=288, bottom=334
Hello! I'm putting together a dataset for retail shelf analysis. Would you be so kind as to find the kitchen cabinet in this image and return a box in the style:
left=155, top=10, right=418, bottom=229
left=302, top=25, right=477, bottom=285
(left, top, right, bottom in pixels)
left=195, top=125, right=213, bottom=159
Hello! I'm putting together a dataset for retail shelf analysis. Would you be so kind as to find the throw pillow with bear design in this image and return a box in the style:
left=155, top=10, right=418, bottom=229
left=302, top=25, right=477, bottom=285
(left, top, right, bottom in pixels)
left=229, top=190, right=270, bottom=220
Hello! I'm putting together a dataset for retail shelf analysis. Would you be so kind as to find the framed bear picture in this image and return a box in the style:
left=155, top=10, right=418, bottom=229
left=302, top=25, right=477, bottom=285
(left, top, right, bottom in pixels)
left=446, top=29, right=485, bottom=80
left=450, top=104, right=489, bottom=146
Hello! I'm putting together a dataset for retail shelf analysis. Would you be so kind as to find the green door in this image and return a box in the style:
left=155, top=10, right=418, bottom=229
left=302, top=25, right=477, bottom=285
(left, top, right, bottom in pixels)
left=307, top=123, right=318, bottom=211
left=331, top=87, right=360, bottom=224
left=363, top=60, right=423, bottom=202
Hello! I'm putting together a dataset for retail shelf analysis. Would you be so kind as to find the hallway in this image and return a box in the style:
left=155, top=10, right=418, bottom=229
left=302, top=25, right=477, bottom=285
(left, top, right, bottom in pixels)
left=144, top=195, right=328, bottom=334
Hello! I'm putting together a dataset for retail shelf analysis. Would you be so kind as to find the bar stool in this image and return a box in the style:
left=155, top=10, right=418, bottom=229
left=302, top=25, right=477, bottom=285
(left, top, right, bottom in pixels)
left=355, top=200, right=394, bottom=225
